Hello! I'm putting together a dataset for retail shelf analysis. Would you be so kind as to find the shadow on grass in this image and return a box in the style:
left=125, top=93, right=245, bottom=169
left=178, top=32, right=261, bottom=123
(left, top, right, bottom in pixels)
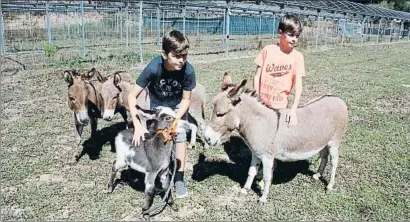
left=192, top=135, right=319, bottom=194
left=77, top=122, right=127, bottom=161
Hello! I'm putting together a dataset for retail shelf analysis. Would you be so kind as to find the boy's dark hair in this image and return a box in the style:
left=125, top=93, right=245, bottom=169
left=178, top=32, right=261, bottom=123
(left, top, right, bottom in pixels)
left=278, top=14, right=302, bottom=35
left=162, top=30, right=190, bottom=55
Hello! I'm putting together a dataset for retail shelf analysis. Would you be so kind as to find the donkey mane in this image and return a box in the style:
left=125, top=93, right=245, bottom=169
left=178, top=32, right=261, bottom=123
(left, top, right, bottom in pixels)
left=226, top=85, right=337, bottom=111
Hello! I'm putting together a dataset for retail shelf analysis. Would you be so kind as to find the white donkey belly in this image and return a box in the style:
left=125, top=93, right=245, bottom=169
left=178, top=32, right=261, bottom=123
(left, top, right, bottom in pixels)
left=275, top=148, right=322, bottom=162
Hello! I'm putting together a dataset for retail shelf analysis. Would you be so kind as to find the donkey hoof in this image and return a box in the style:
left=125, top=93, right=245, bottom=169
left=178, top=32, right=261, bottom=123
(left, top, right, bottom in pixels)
left=106, top=185, right=114, bottom=194
left=312, top=173, right=321, bottom=181
left=142, top=214, right=150, bottom=221
left=238, top=188, right=248, bottom=197
left=258, top=196, right=268, bottom=204
left=326, top=185, right=335, bottom=194
left=168, top=202, right=179, bottom=212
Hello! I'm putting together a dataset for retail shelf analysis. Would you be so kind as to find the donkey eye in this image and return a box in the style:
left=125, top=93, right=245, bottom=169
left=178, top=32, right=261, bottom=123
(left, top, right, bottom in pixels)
left=216, top=112, right=227, bottom=117
left=164, top=116, right=173, bottom=121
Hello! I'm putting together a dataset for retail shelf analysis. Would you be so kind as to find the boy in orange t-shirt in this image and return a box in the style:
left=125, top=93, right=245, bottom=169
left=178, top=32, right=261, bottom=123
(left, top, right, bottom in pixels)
left=254, top=15, right=306, bottom=184
left=254, top=14, right=305, bottom=126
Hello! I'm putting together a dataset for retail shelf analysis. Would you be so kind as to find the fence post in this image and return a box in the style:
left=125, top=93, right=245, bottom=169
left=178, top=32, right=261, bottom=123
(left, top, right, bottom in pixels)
left=272, top=15, right=276, bottom=38
left=182, top=7, right=186, bottom=35
left=156, top=4, right=160, bottom=45
left=222, top=11, right=225, bottom=47
left=126, top=1, right=129, bottom=47
left=315, top=15, right=320, bottom=49
left=197, top=12, right=200, bottom=36
left=66, top=9, right=70, bottom=37
left=341, top=20, right=345, bottom=46
left=361, top=19, right=365, bottom=44
left=46, top=1, right=52, bottom=43
left=162, top=10, right=165, bottom=36
left=150, top=11, right=153, bottom=35
left=29, top=12, right=32, bottom=37
left=324, top=17, right=328, bottom=46
left=408, top=20, right=410, bottom=40
left=0, top=6, right=6, bottom=55
left=138, top=0, right=143, bottom=63
left=258, top=14, right=262, bottom=43
left=120, top=8, right=123, bottom=39
left=377, top=19, right=381, bottom=43
left=81, top=0, right=87, bottom=57
left=225, top=6, right=230, bottom=53
left=400, top=20, right=404, bottom=39
left=389, top=20, right=393, bottom=42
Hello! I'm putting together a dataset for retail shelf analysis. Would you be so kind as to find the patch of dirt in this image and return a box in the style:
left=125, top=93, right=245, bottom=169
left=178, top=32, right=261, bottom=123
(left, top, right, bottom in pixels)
left=176, top=205, right=206, bottom=218
left=0, top=205, right=27, bottom=220
left=37, top=173, right=65, bottom=184
left=214, top=185, right=245, bottom=207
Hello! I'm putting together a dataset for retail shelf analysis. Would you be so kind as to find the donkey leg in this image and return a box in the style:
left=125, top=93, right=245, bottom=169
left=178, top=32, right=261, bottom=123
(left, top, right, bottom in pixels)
left=259, top=156, right=274, bottom=203
left=142, top=172, right=157, bottom=212
left=313, top=147, right=329, bottom=181
left=188, top=123, right=198, bottom=149
left=107, top=160, right=125, bottom=193
left=326, top=143, right=340, bottom=191
left=159, top=169, right=178, bottom=211
left=240, top=153, right=261, bottom=196
left=90, top=117, right=98, bottom=139
left=73, top=113, right=84, bottom=162
left=118, top=107, right=129, bottom=129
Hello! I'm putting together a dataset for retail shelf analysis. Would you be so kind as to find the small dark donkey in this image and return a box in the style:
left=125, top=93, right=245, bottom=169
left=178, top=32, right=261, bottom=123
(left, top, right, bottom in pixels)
left=107, top=105, right=179, bottom=215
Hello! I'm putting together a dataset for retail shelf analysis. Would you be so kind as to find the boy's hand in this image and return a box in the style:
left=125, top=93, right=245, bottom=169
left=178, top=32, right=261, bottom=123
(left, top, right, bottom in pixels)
left=132, top=124, right=149, bottom=146
left=286, top=108, right=298, bottom=127
left=170, top=117, right=180, bottom=131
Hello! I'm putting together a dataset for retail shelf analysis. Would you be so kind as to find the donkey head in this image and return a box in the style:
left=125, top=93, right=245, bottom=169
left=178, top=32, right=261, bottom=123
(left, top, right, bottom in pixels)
left=136, top=105, right=176, bottom=134
left=205, top=72, right=247, bottom=146
left=63, top=68, right=97, bottom=125
left=98, top=71, right=130, bottom=121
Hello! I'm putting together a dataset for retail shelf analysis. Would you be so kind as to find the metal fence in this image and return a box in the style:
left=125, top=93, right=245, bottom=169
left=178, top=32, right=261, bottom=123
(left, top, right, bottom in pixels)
left=1, top=1, right=409, bottom=68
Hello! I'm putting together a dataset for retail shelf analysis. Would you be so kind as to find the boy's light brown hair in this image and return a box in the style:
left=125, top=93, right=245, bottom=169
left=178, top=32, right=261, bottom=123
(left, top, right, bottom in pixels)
left=162, top=30, right=190, bottom=55
left=278, top=14, right=303, bottom=35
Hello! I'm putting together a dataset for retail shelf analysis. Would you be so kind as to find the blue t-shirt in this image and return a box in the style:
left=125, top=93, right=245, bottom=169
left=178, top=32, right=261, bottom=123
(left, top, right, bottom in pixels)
left=136, top=56, right=196, bottom=110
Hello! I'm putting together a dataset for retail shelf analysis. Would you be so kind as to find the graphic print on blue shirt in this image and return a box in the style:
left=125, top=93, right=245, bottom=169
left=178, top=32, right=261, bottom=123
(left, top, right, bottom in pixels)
left=136, top=56, right=196, bottom=110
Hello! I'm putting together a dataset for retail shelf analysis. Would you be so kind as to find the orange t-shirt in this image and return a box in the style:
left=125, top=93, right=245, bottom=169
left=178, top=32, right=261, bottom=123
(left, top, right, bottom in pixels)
left=254, top=44, right=306, bottom=109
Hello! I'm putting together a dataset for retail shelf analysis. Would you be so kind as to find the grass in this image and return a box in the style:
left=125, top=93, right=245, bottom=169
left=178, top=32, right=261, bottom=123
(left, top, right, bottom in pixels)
left=1, top=42, right=410, bottom=221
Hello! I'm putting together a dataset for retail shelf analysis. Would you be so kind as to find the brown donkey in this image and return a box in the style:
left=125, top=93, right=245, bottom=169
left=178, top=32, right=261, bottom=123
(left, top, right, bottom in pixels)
left=63, top=68, right=127, bottom=161
left=204, top=73, right=348, bottom=203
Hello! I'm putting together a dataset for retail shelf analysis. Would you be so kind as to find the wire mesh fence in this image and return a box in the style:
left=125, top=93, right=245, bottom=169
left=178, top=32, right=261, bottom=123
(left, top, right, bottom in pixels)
left=1, top=1, right=409, bottom=69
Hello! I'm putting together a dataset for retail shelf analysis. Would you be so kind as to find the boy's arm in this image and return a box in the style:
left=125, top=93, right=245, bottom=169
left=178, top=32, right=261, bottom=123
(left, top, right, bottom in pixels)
left=174, top=90, right=191, bottom=122
left=253, top=66, right=262, bottom=94
left=128, top=84, right=144, bottom=128
left=290, top=75, right=303, bottom=110
left=128, top=84, right=148, bottom=146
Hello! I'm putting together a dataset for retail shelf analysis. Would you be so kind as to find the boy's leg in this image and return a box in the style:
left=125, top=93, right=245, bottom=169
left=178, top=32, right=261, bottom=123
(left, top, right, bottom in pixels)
left=173, top=111, right=189, bottom=198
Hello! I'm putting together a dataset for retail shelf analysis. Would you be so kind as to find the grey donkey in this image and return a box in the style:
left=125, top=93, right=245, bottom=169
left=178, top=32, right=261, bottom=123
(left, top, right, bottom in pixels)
left=107, top=105, right=180, bottom=213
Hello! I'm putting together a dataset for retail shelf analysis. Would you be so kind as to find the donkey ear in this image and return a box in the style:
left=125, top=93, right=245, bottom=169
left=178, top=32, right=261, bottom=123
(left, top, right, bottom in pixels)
left=114, top=73, right=122, bottom=87
left=63, top=70, right=73, bottom=85
left=95, top=69, right=107, bottom=83
left=136, top=105, right=156, bottom=119
left=85, top=68, right=98, bottom=79
left=228, top=79, right=247, bottom=103
left=221, top=72, right=233, bottom=90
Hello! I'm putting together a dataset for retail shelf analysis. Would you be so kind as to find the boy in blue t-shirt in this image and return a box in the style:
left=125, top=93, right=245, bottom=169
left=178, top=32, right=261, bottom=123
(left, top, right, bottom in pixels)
left=128, top=30, right=195, bottom=198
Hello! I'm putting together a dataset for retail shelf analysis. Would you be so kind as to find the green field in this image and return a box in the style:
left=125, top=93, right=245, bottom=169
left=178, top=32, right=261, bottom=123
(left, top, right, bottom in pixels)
left=1, top=42, right=409, bottom=220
